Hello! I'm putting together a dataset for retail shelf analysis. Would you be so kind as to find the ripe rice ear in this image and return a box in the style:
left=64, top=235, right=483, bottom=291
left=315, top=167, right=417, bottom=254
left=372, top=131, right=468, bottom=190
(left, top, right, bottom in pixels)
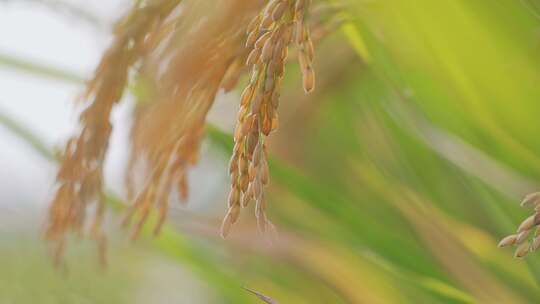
left=45, top=0, right=182, bottom=265
left=499, top=192, right=540, bottom=259
left=46, top=0, right=263, bottom=264
left=222, top=0, right=317, bottom=238
left=124, top=0, right=262, bottom=241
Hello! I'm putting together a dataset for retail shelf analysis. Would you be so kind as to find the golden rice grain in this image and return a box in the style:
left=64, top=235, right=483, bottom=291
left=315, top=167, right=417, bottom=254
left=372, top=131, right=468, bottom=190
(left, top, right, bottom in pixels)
left=517, top=214, right=538, bottom=233
left=498, top=234, right=517, bottom=247
left=46, top=0, right=322, bottom=262
left=516, top=229, right=530, bottom=244
left=515, top=242, right=530, bottom=258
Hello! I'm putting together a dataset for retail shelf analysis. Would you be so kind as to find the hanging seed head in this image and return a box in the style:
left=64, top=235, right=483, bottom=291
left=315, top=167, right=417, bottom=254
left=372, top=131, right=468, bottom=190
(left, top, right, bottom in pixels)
left=122, top=0, right=266, bottom=242
left=222, top=0, right=316, bottom=238
left=45, top=0, right=187, bottom=265
left=499, top=192, right=540, bottom=258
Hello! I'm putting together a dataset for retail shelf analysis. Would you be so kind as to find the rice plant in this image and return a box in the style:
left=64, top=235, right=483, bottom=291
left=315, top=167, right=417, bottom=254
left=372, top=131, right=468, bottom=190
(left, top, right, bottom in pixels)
left=2, top=0, right=540, bottom=303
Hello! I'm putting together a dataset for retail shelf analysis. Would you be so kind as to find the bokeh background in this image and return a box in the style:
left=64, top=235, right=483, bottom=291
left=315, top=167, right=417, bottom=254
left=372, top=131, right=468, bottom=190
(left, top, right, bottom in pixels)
left=2, top=0, right=540, bottom=303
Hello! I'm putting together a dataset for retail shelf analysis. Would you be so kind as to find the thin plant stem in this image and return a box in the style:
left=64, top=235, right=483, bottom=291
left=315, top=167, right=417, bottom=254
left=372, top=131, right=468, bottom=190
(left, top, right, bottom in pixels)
left=0, top=108, right=55, bottom=161
left=0, top=52, right=84, bottom=84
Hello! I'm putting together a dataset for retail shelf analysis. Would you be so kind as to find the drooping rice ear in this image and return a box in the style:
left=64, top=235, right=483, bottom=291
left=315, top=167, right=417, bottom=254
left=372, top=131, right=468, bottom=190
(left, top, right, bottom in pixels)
left=500, top=192, right=540, bottom=258
left=515, top=242, right=530, bottom=258
left=223, top=0, right=317, bottom=237
left=46, top=0, right=183, bottom=265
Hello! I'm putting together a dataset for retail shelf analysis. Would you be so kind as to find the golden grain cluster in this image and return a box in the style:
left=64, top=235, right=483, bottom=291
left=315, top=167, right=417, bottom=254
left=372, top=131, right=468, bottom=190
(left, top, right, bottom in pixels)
left=121, top=0, right=259, bottom=240
left=222, top=0, right=315, bottom=237
left=45, top=0, right=183, bottom=265
left=498, top=192, right=540, bottom=258
left=45, top=0, right=318, bottom=264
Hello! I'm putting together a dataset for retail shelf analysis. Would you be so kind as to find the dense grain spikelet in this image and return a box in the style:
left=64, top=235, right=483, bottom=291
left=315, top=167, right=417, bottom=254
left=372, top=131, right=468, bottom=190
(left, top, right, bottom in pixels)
left=499, top=192, right=540, bottom=258
left=221, top=0, right=316, bottom=238
left=45, top=0, right=182, bottom=265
